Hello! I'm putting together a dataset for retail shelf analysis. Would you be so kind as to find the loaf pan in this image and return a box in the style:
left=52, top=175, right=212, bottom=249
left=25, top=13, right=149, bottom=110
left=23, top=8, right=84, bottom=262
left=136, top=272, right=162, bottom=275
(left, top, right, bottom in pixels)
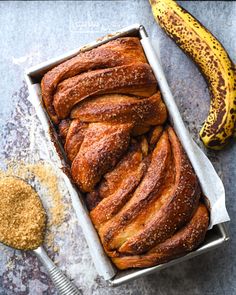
left=25, top=23, right=229, bottom=286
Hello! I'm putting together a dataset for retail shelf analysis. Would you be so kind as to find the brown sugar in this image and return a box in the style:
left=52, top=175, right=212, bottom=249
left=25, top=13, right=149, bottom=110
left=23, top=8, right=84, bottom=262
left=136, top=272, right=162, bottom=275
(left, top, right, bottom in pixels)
left=0, top=176, right=46, bottom=250
left=0, top=161, right=68, bottom=251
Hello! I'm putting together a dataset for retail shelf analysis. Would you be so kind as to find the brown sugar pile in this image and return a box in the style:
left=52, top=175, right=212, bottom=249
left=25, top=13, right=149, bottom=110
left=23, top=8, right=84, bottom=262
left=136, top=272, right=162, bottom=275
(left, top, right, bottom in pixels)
left=0, top=176, right=46, bottom=250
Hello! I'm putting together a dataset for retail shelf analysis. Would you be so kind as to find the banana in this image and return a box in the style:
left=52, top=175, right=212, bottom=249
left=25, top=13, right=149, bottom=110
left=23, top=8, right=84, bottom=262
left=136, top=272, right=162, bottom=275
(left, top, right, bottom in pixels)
left=149, top=0, right=236, bottom=150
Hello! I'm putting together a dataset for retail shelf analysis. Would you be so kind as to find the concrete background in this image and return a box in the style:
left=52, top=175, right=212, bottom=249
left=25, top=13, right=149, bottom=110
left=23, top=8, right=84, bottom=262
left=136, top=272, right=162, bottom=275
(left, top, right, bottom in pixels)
left=0, top=1, right=235, bottom=294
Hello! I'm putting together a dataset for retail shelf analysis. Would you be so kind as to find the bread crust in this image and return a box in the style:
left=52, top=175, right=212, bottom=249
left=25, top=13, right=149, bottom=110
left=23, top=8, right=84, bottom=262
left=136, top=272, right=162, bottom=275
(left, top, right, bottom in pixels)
left=53, top=63, right=157, bottom=119
left=97, top=128, right=201, bottom=255
left=41, top=37, right=148, bottom=123
left=112, top=204, right=209, bottom=269
left=71, top=92, right=167, bottom=126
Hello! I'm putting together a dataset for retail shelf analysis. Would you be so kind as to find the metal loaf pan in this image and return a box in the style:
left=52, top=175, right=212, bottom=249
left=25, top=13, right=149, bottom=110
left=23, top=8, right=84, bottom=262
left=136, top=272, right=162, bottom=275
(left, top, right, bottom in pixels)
left=25, top=24, right=229, bottom=286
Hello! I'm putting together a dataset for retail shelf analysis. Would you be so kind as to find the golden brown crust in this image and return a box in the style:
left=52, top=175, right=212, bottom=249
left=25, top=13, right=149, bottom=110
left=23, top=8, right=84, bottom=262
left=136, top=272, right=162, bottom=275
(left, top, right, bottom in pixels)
left=58, top=119, right=71, bottom=144
left=41, top=37, right=147, bottom=123
left=96, top=141, right=146, bottom=200
left=88, top=126, right=201, bottom=259
left=112, top=204, right=209, bottom=269
left=148, top=125, right=164, bottom=149
left=117, top=127, right=200, bottom=254
left=70, top=92, right=167, bottom=126
left=53, top=63, right=157, bottom=119
left=98, top=131, right=172, bottom=252
left=64, top=120, right=88, bottom=162
left=71, top=122, right=132, bottom=192
left=90, top=146, right=147, bottom=228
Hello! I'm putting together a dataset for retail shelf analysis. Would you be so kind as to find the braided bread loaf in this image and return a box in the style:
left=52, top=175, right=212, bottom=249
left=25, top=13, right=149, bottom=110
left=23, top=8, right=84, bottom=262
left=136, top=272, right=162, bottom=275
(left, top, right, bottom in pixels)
left=41, top=37, right=209, bottom=269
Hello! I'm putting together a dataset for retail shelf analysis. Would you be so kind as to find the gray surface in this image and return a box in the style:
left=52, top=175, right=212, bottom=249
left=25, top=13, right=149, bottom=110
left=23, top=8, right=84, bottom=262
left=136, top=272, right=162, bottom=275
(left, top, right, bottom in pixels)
left=0, top=1, right=235, bottom=295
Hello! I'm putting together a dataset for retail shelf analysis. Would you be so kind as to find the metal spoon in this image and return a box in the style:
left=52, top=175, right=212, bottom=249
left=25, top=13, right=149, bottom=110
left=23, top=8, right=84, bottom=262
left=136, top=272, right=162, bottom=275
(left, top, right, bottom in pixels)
left=0, top=176, right=81, bottom=295
left=33, top=246, right=81, bottom=295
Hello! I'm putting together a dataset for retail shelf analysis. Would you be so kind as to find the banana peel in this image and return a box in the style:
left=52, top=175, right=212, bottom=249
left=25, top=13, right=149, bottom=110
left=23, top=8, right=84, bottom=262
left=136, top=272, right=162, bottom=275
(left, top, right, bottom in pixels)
left=149, top=0, right=236, bottom=150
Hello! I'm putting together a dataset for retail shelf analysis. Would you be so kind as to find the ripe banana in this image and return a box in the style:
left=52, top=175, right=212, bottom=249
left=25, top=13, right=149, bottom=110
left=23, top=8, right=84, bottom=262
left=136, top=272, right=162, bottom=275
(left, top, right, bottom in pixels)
left=149, top=0, right=236, bottom=150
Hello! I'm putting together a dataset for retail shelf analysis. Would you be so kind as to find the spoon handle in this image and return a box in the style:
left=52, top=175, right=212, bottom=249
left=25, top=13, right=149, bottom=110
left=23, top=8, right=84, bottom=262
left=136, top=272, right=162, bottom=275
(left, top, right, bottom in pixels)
left=33, top=246, right=81, bottom=295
